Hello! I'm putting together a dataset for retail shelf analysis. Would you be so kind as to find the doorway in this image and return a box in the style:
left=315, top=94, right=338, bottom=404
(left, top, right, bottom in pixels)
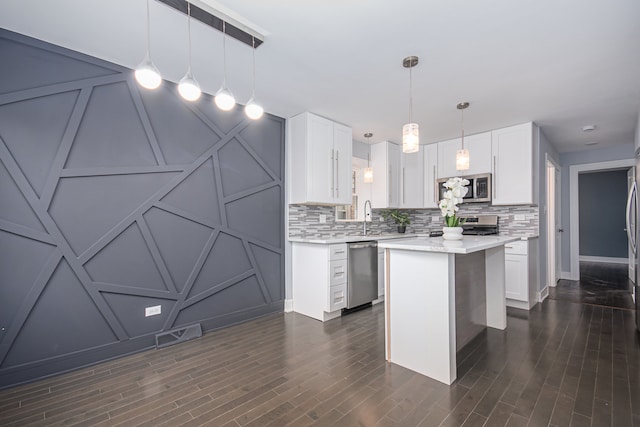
left=546, top=157, right=561, bottom=289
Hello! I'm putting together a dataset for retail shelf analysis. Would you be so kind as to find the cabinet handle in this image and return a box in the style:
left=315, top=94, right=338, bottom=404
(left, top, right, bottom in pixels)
left=336, top=150, right=340, bottom=198
left=389, top=164, right=392, bottom=205
left=493, top=156, right=497, bottom=199
left=402, top=167, right=406, bottom=205
left=330, top=149, right=335, bottom=197
left=433, top=165, right=437, bottom=204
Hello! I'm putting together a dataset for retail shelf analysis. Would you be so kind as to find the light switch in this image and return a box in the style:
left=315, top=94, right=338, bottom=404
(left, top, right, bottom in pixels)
left=514, top=214, right=525, bottom=221
left=145, top=305, right=161, bottom=317
left=319, top=214, right=327, bottom=224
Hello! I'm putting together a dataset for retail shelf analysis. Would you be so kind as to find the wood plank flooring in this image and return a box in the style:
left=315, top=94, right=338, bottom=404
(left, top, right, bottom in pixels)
left=1, top=280, right=639, bottom=425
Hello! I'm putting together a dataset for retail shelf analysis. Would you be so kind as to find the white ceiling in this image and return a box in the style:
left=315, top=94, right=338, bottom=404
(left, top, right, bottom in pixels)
left=1, top=0, right=639, bottom=152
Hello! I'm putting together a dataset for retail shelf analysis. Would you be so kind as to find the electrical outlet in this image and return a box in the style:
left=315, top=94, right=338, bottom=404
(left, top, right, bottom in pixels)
left=319, top=214, right=327, bottom=224
left=432, top=216, right=440, bottom=222
left=145, top=305, right=161, bottom=317
left=514, top=214, right=526, bottom=221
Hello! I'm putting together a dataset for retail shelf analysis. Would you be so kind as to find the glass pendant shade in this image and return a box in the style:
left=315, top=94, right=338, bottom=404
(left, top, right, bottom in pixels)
left=402, top=122, right=420, bottom=153
left=363, top=167, right=374, bottom=183
left=178, top=72, right=201, bottom=101
left=245, top=97, right=264, bottom=120
left=214, top=86, right=235, bottom=111
left=456, top=148, right=470, bottom=170
left=135, top=55, right=162, bottom=89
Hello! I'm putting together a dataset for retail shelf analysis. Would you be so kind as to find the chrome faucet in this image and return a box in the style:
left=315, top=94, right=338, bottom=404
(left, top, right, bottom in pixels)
left=363, top=199, right=372, bottom=236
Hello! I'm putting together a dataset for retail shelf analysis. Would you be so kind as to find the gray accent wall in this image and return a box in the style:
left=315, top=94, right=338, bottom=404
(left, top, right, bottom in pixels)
left=578, top=170, right=628, bottom=258
left=0, top=29, right=284, bottom=388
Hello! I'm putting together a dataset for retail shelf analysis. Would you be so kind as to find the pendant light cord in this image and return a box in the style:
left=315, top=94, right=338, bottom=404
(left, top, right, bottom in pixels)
left=409, top=65, right=413, bottom=124
left=251, top=36, right=256, bottom=97
left=222, top=21, right=228, bottom=86
left=461, top=107, right=465, bottom=150
left=145, top=0, right=151, bottom=56
left=186, top=1, right=193, bottom=73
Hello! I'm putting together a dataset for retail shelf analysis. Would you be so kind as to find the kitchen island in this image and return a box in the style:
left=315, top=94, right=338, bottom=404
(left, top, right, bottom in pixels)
left=377, top=235, right=519, bottom=385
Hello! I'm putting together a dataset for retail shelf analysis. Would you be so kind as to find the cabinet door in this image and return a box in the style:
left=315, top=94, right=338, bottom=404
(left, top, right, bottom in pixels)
left=505, top=254, right=528, bottom=301
left=464, top=132, right=492, bottom=175
left=437, top=138, right=461, bottom=178
left=333, top=123, right=353, bottom=205
left=307, top=114, right=334, bottom=203
left=401, top=147, right=423, bottom=208
left=387, top=143, right=401, bottom=208
left=423, top=144, right=439, bottom=208
left=491, top=123, right=533, bottom=205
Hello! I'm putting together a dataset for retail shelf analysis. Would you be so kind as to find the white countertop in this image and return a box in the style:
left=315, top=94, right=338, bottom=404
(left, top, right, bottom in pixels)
left=377, top=235, right=520, bottom=254
left=289, top=234, right=417, bottom=244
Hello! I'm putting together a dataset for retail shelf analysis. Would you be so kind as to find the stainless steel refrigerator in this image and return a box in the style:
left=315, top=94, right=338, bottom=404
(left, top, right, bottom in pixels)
left=627, top=158, right=640, bottom=331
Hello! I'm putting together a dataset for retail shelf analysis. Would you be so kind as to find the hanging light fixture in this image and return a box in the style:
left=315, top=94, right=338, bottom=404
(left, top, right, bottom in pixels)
left=214, top=21, right=236, bottom=111
left=135, top=0, right=162, bottom=89
left=402, top=56, right=420, bottom=154
left=244, top=36, right=264, bottom=119
left=456, top=102, right=470, bottom=171
left=363, top=133, right=374, bottom=183
left=178, top=1, right=201, bottom=101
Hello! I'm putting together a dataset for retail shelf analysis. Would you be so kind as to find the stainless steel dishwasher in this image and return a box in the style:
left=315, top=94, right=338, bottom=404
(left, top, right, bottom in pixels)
left=346, top=241, right=378, bottom=309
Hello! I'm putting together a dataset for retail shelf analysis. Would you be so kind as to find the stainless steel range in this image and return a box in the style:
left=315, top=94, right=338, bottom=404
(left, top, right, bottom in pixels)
left=459, top=215, right=500, bottom=235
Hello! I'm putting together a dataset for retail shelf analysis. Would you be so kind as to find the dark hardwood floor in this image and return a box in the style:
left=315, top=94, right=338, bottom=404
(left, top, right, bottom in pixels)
left=1, top=278, right=639, bottom=426
left=550, top=262, right=635, bottom=310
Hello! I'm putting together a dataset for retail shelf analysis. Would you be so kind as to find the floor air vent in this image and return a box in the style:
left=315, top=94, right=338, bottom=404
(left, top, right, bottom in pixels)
left=155, top=323, right=202, bottom=349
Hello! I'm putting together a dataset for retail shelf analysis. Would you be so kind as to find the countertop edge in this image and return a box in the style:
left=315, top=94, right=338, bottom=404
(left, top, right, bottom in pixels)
left=377, top=236, right=520, bottom=254
left=289, top=234, right=418, bottom=244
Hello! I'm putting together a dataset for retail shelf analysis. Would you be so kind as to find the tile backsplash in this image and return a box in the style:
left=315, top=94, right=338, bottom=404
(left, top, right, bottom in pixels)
left=288, top=203, right=538, bottom=239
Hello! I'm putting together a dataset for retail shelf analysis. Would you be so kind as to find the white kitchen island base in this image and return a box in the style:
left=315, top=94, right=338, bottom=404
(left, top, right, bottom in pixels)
left=380, top=236, right=517, bottom=385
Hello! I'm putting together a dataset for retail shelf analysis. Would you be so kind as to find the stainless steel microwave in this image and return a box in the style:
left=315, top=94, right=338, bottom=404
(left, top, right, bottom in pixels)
left=437, top=173, right=492, bottom=203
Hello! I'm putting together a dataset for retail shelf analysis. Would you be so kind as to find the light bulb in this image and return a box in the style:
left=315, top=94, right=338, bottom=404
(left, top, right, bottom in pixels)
left=135, top=56, right=161, bottom=90
left=402, top=123, right=420, bottom=153
left=245, top=97, right=264, bottom=120
left=363, top=167, right=374, bottom=183
left=215, top=87, right=236, bottom=111
left=178, top=72, right=201, bottom=101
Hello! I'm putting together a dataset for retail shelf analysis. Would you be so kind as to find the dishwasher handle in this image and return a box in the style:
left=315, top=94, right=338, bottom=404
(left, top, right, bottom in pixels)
left=348, top=242, right=378, bottom=249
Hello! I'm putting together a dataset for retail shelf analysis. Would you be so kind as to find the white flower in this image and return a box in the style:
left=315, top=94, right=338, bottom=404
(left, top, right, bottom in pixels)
left=438, top=177, right=470, bottom=223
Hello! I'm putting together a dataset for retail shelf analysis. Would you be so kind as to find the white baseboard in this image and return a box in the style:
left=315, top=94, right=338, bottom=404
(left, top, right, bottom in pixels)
left=538, top=286, right=549, bottom=303
left=579, top=256, right=628, bottom=265
left=284, top=299, right=294, bottom=313
left=560, top=271, right=573, bottom=280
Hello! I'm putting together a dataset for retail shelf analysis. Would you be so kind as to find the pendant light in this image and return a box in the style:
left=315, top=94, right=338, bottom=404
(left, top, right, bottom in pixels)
left=214, top=21, right=236, bottom=111
left=135, top=0, right=162, bottom=89
left=363, top=133, right=374, bottom=183
left=402, top=56, right=420, bottom=154
left=244, top=36, right=264, bottom=120
left=456, top=102, right=470, bottom=171
left=178, top=1, right=201, bottom=101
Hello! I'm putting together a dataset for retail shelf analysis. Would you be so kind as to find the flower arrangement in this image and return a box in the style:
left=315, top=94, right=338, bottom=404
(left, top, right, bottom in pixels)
left=438, top=177, right=470, bottom=227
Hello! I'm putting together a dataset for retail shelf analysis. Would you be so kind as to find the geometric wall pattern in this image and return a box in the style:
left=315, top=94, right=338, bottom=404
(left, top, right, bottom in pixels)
left=0, top=29, right=284, bottom=388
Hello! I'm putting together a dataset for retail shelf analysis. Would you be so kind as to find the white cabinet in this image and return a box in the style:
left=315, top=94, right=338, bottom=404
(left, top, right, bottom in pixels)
left=371, top=141, right=401, bottom=208
left=372, top=141, right=423, bottom=208
left=505, top=239, right=539, bottom=310
left=292, top=242, right=348, bottom=322
left=400, top=147, right=423, bottom=208
left=423, top=143, right=439, bottom=208
left=289, top=112, right=352, bottom=205
left=437, top=132, right=492, bottom=178
left=491, top=122, right=535, bottom=205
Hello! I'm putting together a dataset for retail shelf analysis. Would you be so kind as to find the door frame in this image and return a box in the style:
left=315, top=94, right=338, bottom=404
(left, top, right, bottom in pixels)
left=546, top=155, right=561, bottom=288
left=569, top=159, right=635, bottom=280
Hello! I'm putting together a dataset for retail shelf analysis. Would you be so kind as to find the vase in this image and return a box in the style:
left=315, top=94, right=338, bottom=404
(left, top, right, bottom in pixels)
left=442, top=226, right=463, bottom=240
left=397, top=225, right=406, bottom=234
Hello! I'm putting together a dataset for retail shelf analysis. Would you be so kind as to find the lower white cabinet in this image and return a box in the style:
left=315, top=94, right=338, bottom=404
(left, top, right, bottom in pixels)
left=292, top=243, right=347, bottom=321
left=504, top=238, right=538, bottom=309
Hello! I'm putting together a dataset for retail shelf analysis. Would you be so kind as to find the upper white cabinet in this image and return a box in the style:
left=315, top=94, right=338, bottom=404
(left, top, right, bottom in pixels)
left=423, top=144, right=439, bottom=208
left=437, top=132, right=492, bottom=178
left=491, top=122, right=535, bottom=205
left=400, top=147, right=424, bottom=208
left=289, top=112, right=352, bottom=205
left=371, top=141, right=401, bottom=208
